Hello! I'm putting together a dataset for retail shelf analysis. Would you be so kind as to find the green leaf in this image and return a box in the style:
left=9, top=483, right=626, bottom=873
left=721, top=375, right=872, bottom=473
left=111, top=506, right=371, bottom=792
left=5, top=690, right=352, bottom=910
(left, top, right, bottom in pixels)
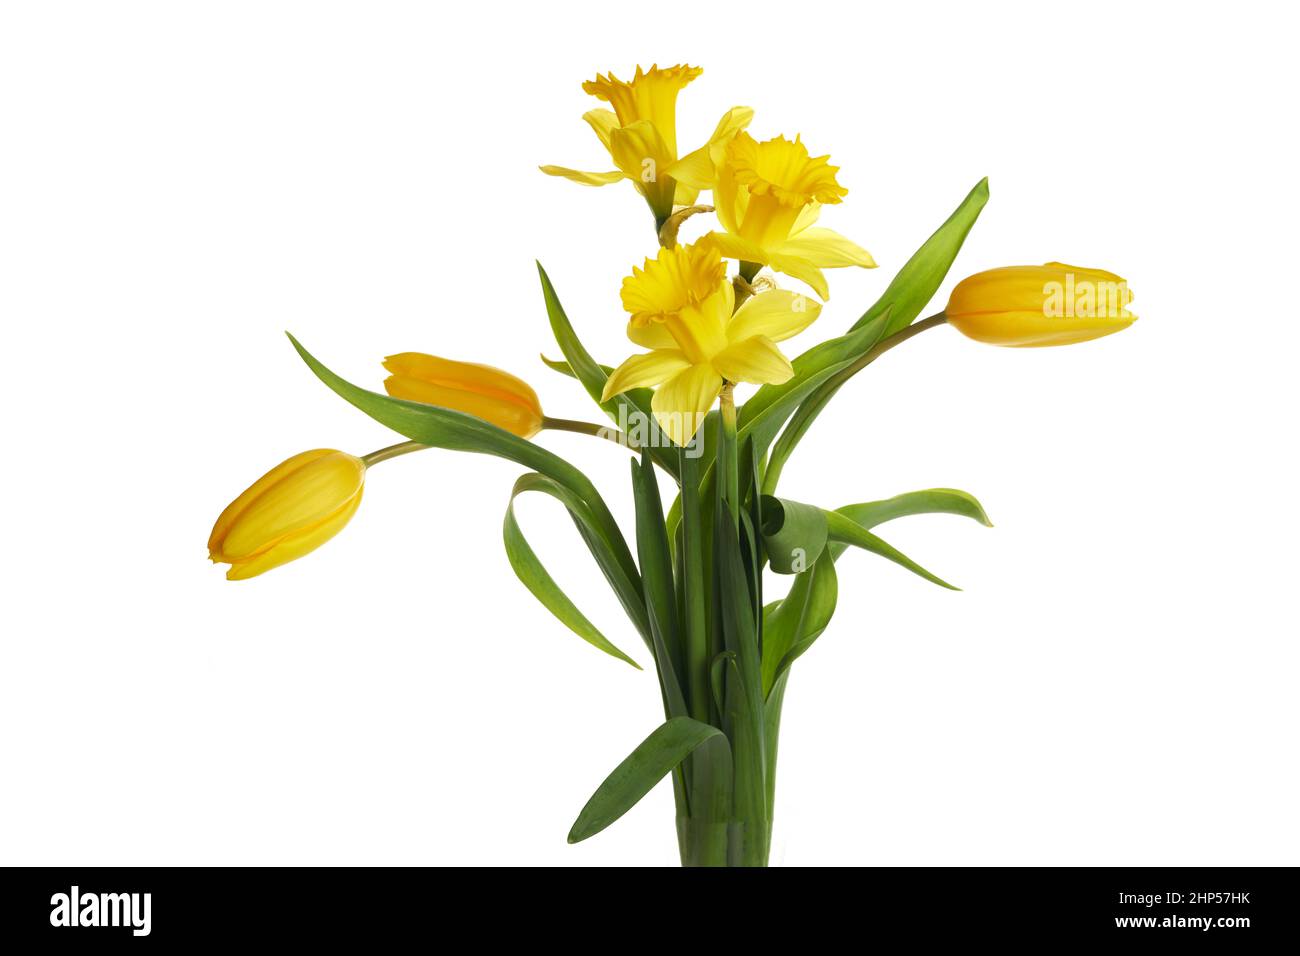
left=759, top=495, right=829, bottom=574
left=824, top=509, right=959, bottom=590
left=629, top=453, right=688, bottom=718
left=714, top=503, right=768, bottom=838
left=536, top=264, right=678, bottom=478
left=503, top=475, right=640, bottom=668
left=764, top=668, right=791, bottom=812
left=852, top=176, right=989, bottom=336
left=835, top=488, right=992, bottom=533
left=568, top=717, right=725, bottom=843
left=287, top=334, right=651, bottom=639
left=764, top=178, right=991, bottom=494
left=678, top=449, right=712, bottom=723
left=760, top=557, right=838, bottom=696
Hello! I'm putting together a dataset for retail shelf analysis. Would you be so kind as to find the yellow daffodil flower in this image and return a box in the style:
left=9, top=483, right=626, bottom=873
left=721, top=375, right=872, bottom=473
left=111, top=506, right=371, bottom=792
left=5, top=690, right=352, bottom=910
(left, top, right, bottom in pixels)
left=539, top=64, right=753, bottom=224
left=383, top=353, right=544, bottom=438
left=602, top=241, right=822, bottom=445
left=209, top=449, right=366, bottom=580
left=709, top=132, right=875, bottom=299
left=946, top=263, right=1137, bottom=347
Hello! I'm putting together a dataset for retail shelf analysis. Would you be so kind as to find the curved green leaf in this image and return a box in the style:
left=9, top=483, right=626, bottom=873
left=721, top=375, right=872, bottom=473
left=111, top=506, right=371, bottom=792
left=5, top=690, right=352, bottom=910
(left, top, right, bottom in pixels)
left=568, top=717, right=725, bottom=843
left=825, top=509, right=959, bottom=590
left=503, top=474, right=641, bottom=668
left=764, top=178, right=990, bottom=494
left=851, top=177, right=989, bottom=336
left=759, top=495, right=829, bottom=574
left=536, top=264, right=679, bottom=478
left=761, top=557, right=838, bottom=696
left=835, top=488, right=992, bottom=533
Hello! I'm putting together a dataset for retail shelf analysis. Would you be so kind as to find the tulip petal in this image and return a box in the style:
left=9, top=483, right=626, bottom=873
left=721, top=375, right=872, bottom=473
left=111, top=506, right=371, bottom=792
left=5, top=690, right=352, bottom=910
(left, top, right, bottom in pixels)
left=218, top=452, right=366, bottom=562
left=383, top=352, right=541, bottom=408
left=385, top=375, right=543, bottom=438
left=651, top=363, right=724, bottom=446
left=601, top=349, right=691, bottom=402
left=226, top=490, right=363, bottom=580
left=208, top=449, right=335, bottom=558
left=777, top=226, right=877, bottom=268
left=711, top=334, right=795, bottom=385
left=727, top=289, right=822, bottom=343
left=539, top=164, right=626, bottom=186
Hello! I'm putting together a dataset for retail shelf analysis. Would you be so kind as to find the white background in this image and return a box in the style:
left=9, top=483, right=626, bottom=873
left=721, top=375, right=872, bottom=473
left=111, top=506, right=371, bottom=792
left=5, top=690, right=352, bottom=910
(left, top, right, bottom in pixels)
left=2, top=0, right=1297, bottom=866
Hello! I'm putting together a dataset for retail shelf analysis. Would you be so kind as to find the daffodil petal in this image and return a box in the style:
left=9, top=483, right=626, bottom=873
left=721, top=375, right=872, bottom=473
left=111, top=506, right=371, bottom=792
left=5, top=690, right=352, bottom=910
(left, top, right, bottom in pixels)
left=765, top=252, right=830, bottom=300
left=539, top=165, right=625, bottom=186
left=664, top=105, right=754, bottom=191
left=608, top=119, right=676, bottom=183
left=728, top=289, right=823, bottom=343
left=601, top=349, right=691, bottom=402
left=707, top=231, right=769, bottom=267
left=778, top=226, right=877, bottom=268
left=583, top=109, right=619, bottom=152
left=627, top=317, right=678, bottom=350
left=673, top=180, right=700, bottom=206
left=651, top=363, right=723, bottom=446
left=711, top=334, right=794, bottom=385
left=790, top=201, right=821, bottom=234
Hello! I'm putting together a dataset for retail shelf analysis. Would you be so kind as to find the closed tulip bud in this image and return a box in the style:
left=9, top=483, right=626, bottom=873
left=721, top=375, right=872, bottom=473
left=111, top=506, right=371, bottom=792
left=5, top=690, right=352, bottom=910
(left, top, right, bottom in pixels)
left=208, top=450, right=366, bottom=580
left=382, top=353, right=544, bottom=438
left=946, top=262, right=1136, bottom=347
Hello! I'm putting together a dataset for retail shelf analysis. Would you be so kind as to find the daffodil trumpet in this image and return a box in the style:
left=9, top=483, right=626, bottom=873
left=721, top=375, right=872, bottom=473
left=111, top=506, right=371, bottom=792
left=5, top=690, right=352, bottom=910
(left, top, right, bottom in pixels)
left=210, top=65, right=1135, bottom=867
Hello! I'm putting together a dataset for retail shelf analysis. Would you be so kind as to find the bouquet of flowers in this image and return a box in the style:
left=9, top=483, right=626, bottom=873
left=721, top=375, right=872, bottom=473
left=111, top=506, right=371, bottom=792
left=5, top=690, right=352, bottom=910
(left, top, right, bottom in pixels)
left=209, top=64, right=1135, bottom=866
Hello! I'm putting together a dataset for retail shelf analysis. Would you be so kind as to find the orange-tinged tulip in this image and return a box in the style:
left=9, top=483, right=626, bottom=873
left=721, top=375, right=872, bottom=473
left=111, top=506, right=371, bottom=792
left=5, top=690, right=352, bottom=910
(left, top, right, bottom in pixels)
left=383, top=353, right=544, bottom=438
left=209, top=449, right=365, bottom=580
left=946, top=263, right=1136, bottom=347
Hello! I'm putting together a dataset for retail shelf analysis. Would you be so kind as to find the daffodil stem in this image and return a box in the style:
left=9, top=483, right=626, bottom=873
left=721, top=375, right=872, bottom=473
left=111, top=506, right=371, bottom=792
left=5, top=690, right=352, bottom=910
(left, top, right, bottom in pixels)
left=732, top=275, right=755, bottom=311
left=542, top=416, right=640, bottom=451
left=718, top=383, right=740, bottom=528
left=361, top=441, right=427, bottom=467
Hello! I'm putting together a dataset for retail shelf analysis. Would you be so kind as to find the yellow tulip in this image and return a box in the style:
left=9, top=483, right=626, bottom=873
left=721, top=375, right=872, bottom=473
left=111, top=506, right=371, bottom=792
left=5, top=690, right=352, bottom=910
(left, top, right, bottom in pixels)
left=383, top=353, right=544, bottom=438
left=946, top=263, right=1137, bottom=347
left=603, top=240, right=822, bottom=445
left=539, top=64, right=753, bottom=223
left=209, top=450, right=366, bottom=580
left=709, top=132, right=875, bottom=299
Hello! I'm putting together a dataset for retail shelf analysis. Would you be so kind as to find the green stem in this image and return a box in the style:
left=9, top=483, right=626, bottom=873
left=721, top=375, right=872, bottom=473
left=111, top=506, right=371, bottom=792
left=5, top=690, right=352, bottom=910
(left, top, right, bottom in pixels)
left=541, top=416, right=640, bottom=450
left=679, top=450, right=711, bottom=725
left=718, top=383, right=740, bottom=528
left=762, top=312, right=950, bottom=496
left=360, top=440, right=427, bottom=467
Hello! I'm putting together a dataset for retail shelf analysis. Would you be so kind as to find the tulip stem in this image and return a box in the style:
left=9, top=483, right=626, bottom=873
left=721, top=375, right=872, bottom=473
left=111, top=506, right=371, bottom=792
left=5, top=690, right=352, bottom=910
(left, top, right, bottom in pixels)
left=861, top=312, right=948, bottom=366
left=542, top=416, right=641, bottom=451
left=361, top=440, right=428, bottom=467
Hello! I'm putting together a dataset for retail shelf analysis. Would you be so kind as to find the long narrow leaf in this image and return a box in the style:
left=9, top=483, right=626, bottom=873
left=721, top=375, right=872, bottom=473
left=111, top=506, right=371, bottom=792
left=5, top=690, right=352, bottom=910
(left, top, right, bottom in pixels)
left=504, top=480, right=640, bottom=668
left=536, top=264, right=679, bottom=478
left=764, top=178, right=990, bottom=493
left=568, top=717, right=725, bottom=843
left=825, top=509, right=959, bottom=590
left=629, top=454, right=688, bottom=718
left=286, top=334, right=642, bottom=595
